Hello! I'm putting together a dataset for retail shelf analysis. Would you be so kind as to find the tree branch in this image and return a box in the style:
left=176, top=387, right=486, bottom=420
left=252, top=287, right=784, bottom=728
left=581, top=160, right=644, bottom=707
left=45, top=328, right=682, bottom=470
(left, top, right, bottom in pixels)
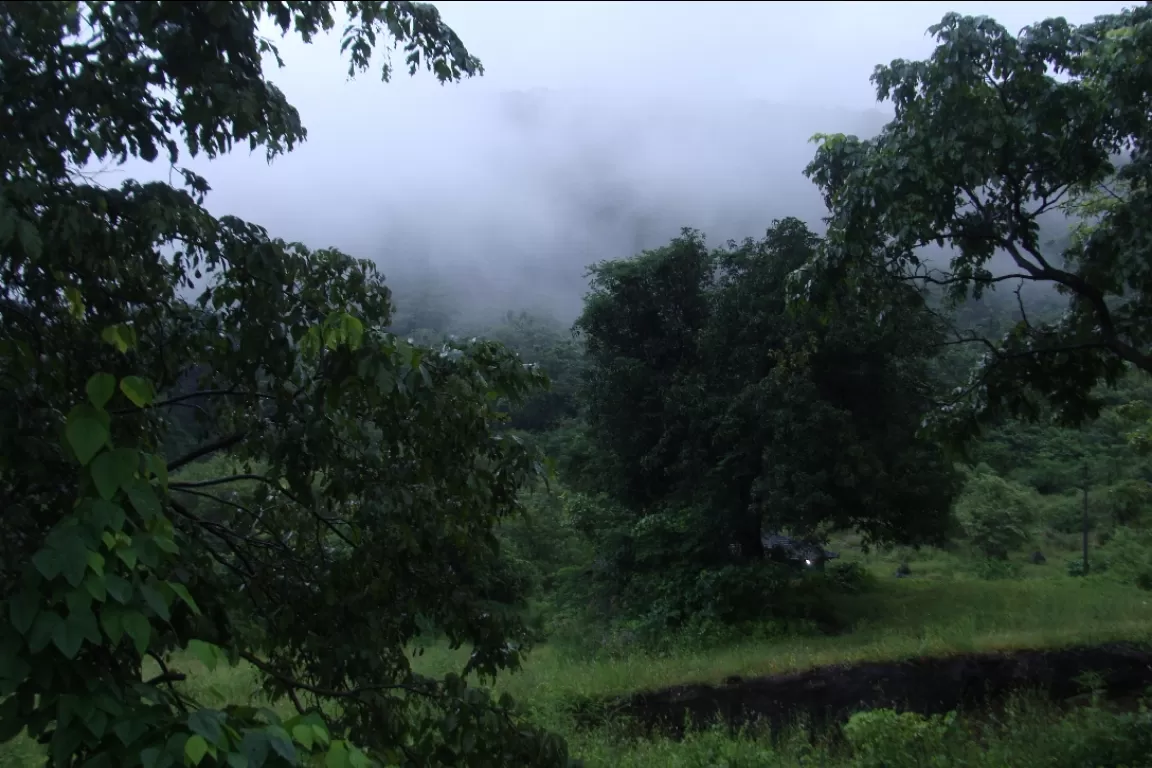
left=238, top=651, right=438, bottom=701
left=167, top=432, right=246, bottom=473
left=170, top=473, right=267, bottom=489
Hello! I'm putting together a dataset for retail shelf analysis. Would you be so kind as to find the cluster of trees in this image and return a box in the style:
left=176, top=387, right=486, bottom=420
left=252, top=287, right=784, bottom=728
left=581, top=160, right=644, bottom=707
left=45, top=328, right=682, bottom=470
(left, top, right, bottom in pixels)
left=2, top=2, right=1152, bottom=767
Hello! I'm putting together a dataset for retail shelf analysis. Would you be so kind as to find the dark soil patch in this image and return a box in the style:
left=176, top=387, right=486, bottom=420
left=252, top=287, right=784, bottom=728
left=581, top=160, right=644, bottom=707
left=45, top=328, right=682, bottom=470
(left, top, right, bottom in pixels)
left=574, top=643, right=1152, bottom=736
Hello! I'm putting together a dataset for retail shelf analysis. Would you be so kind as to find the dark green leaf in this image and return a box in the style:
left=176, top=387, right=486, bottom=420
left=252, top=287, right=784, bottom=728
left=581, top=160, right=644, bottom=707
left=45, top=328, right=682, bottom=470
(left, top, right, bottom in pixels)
left=52, top=609, right=94, bottom=658
left=104, top=573, right=133, bottom=604
left=187, top=709, right=225, bottom=746
left=140, top=583, right=170, bottom=622
left=267, top=727, right=296, bottom=762
left=168, top=582, right=200, bottom=615
left=9, top=589, right=40, bottom=635
left=32, top=548, right=62, bottom=581
left=126, top=481, right=162, bottom=521
left=65, top=404, right=110, bottom=466
left=99, top=606, right=124, bottom=645
left=240, top=730, right=270, bottom=768
left=185, top=735, right=209, bottom=766
left=86, top=373, right=116, bottom=409
left=122, top=610, right=151, bottom=654
left=90, top=452, right=122, bottom=500
left=83, top=572, right=107, bottom=603
left=28, top=611, right=62, bottom=653
left=119, top=376, right=155, bottom=408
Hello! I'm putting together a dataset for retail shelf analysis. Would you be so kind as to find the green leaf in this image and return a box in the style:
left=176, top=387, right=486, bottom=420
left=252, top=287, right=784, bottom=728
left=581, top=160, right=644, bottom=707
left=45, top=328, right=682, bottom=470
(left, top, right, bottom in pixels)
left=139, top=747, right=161, bottom=768
left=309, top=722, right=330, bottom=747
left=240, top=731, right=270, bottom=768
left=99, top=606, right=124, bottom=644
left=90, top=452, right=122, bottom=500
left=340, top=314, right=365, bottom=350
left=188, top=640, right=222, bottom=672
left=325, top=741, right=350, bottom=768
left=52, top=610, right=93, bottom=659
left=49, top=722, right=83, bottom=767
left=154, top=534, right=179, bottom=555
left=64, top=285, right=86, bottom=320
left=65, top=404, right=111, bottom=465
left=28, top=611, right=62, bottom=653
left=126, top=481, right=162, bottom=521
left=113, top=716, right=149, bottom=748
left=266, top=727, right=296, bottom=762
left=140, top=583, right=171, bottom=621
left=16, top=218, right=41, bottom=259
left=188, top=709, right=225, bottom=746
left=184, top=734, right=209, bottom=765
left=101, top=324, right=138, bottom=354
left=86, top=373, right=116, bottom=409
left=119, top=376, right=155, bottom=408
left=122, top=610, right=151, bottom=654
left=91, top=499, right=127, bottom=532
left=147, top=453, right=169, bottom=491
left=56, top=536, right=90, bottom=588
left=9, top=589, right=41, bottom=634
left=291, top=724, right=314, bottom=750
left=32, top=548, right=62, bottom=581
left=168, top=582, right=201, bottom=616
left=104, top=573, right=133, bottom=604
left=87, top=551, right=105, bottom=577
left=114, top=545, right=138, bottom=570
left=83, top=572, right=107, bottom=603
left=0, top=696, right=23, bottom=742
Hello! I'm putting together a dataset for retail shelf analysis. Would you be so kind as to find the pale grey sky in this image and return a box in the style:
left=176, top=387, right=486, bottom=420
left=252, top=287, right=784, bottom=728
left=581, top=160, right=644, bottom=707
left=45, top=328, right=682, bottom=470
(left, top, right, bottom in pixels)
left=124, top=0, right=1133, bottom=321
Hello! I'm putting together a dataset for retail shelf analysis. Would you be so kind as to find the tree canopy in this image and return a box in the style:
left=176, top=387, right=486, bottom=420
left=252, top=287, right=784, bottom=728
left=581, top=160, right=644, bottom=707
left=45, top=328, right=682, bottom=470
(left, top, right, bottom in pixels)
left=0, top=3, right=569, bottom=766
left=794, top=5, right=1152, bottom=442
left=569, top=218, right=958, bottom=630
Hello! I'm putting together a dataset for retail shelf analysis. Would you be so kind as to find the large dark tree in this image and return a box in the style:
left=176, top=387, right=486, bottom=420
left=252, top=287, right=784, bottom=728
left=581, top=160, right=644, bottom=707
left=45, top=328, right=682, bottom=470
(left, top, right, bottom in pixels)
left=0, top=3, right=569, bottom=766
left=576, top=218, right=958, bottom=572
left=795, top=6, right=1152, bottom=443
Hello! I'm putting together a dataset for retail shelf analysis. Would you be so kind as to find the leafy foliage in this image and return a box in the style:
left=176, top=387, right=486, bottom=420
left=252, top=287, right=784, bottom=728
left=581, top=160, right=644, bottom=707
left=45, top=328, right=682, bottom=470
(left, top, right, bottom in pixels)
left=954, top=472, right=1037, bottom=559
left=480, top=313, right=585, bottom=433
left=567, top=218, right=958, bottom=629
left=794, top=5, right=1152, bottom=443
left=0, top=2, right=570, bottom=766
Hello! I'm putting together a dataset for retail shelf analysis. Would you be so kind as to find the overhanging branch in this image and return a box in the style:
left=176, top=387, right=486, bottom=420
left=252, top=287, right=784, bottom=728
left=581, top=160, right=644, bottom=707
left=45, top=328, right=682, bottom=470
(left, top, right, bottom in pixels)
left=167, top=432, right=246, bottom=473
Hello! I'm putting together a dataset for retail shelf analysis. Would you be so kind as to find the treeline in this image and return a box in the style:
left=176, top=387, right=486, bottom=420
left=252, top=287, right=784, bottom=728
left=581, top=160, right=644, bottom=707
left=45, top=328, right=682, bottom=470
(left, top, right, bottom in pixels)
left=383, top=215, right=1152, bottom=653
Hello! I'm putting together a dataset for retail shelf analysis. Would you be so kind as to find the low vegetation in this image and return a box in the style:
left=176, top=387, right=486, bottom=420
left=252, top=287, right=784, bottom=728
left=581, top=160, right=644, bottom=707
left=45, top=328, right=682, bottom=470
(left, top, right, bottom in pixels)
left=2, top=2, right=1152, bottom=767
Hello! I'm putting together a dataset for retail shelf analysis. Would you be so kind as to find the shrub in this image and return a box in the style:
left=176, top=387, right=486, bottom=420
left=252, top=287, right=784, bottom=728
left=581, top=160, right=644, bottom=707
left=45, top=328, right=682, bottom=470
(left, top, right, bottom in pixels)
left=954, top=472, right=1038, bottom=558
left=971, top=558, right=1022, bottom=581
left=828, top=561, right=876, bottom=593
left=1066, top=557, right=1108, bottom=577
left=1100, top=526, right=1152, bottom=590
left=843, top=709, right=969, bottom=768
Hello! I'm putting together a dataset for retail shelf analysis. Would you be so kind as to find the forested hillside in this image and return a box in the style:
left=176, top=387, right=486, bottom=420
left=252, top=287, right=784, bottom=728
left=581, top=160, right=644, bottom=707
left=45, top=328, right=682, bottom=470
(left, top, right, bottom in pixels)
left=3, top=3, right=1152, bottom=768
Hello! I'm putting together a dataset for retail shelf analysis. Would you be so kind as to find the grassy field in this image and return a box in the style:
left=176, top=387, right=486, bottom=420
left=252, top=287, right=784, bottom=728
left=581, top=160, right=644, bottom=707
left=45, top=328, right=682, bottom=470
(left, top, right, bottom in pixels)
left=410, top=577, right=1152, bottom=732
left=3, top=549, right=1152, bottom=767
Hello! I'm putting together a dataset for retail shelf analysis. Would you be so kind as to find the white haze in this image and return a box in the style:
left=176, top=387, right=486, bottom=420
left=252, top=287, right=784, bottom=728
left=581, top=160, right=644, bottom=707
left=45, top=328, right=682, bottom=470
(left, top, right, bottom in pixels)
left=107, top=0, right=1131, bottom=323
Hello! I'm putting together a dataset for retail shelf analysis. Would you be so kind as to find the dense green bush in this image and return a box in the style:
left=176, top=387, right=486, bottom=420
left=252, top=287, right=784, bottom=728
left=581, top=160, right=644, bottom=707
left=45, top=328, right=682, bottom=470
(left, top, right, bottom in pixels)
left=954, top=472, right=1038, bottom=559
left=843, top=710, right=967, bottom=768
left=827, top=561, right=876, bottom=594
left=971, top=558, right=1023, bottom=581
left=1100, top=526, right=1152, bottom=590
left=1042, top=492, right=1098, bottom=535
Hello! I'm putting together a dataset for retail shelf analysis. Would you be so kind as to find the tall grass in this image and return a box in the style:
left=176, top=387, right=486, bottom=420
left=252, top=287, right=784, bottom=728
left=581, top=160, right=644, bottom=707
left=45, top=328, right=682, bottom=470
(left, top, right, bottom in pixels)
left=411, top=577, right=1152, bottom=715
left=4, top=559, right=1151, bottom=767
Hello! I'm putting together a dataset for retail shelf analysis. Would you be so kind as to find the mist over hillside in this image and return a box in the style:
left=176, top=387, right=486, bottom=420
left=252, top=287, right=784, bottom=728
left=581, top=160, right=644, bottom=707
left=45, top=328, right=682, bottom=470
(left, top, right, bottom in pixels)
left=373, top=90, right=893, bottom=325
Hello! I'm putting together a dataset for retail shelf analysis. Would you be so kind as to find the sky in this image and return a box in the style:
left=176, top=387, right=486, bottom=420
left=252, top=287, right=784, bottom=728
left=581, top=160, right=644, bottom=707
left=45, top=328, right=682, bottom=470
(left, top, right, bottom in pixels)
left=121, top=0, right=1134, bottom=323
